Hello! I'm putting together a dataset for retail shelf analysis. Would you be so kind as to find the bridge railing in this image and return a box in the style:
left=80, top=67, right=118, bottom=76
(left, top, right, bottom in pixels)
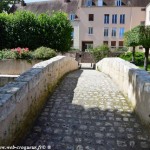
left=0, top=56, right=78, bottom=145
left=96, top=58, right=150, bottom=126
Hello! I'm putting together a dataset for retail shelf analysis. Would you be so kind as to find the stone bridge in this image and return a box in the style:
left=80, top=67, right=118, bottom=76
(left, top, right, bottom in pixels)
left=0, top=56, right=150, bottom=149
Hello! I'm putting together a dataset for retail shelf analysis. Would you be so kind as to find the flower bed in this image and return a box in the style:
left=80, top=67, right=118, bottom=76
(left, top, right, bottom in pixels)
left=0, top=47, right=57, bottom=74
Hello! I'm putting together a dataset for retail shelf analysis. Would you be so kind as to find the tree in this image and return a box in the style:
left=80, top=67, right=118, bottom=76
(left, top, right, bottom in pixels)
left=0, top=0, right=20, bottom=13
left=124, top=26, right=140, bottom=63
left=49, top=11, right=73, bottom=52
left=37, top=11, right=73, bottom=52
left=139, top=25, right=150, bottom=71
left=90, top=44, right=110, bottom=62
left=0, top=10, right=72, bottom=52
left=0, top=0, right=10, bottom=13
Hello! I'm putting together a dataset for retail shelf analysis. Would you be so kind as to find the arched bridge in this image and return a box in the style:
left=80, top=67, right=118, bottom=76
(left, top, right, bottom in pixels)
left=0, top=56, right=150, bottom=149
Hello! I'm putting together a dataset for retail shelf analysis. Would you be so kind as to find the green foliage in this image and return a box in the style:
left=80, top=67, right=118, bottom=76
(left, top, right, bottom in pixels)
left=0, top=47, right=57, bottom=60
left=0, top=0, right=10, bottom=13
left=120, top=51, right=145, bottom=66
left=90, top=44, right=110, bottom=62
left=112, top=47, right=128, bottom=52
left=33, top=47, right=57, bottom=60
left=9, top=11, right=38, bottom=49
left=0, top=0, right=20, bottom=13
left=0, top=50, right=17, bottom=59
left=139, top=25, right=150, bottom=70
left=0, top=13, right=9, bottom=48
left=139, top=25, right=150, bottom=48
left=124, top=26, right=140, bottom=47
left=11, top=47, right=32, bottom=59
left=0, top=10, right=72, bottom=52
left=48, top=12, right=73, bottom=52
left=0, top=47, right=32, bottom=60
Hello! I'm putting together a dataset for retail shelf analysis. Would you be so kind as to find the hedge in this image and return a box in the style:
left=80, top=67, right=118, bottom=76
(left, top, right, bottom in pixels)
left=0, top=11, right=73, bottom=52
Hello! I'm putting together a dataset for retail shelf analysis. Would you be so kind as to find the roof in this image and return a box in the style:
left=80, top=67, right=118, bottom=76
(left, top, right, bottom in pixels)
left=81, top=0, right=150, bottom=7
left=9, top=0, right=79, bottom=14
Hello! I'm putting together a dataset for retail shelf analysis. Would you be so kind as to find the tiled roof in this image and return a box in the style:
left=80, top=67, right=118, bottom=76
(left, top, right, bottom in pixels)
left=9, top=0, right=78, bottom=14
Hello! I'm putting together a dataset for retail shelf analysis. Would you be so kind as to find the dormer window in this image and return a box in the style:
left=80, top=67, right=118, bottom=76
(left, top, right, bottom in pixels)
left=85, top=0, right=92, bottom=7
left=115, top=0, right=122, bottom=6
left=98, top=0, right=103, bottom=6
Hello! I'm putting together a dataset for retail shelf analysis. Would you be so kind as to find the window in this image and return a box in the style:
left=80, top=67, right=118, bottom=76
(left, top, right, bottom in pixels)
left=120, top=14, right=125, bottom=24
left=119, top=27, right=124, bottom=38
left=111, top=41, right=116, bottom=47
left=88, top=27, right=93, bottom=34
left=85, top=0, right=92, bottom=7
left=103, top=41, right=108, bottom=45
left=98, top=0, right=103, bottom=6
left=141, top=8, right=146, bottom=11
left=89, top=14, right=94, bottom=21
left=69, top=14, right=75, bottom=21
left=112, top=14, right=117, bottom=24
left=104, top=14, right=109, bottom=24
left=115, top=0, right=122, bottom=6
left=112, top=28, right=116, bottom=37
left=104, top=28, right=109, bottom=37
left=71, top=31, right=74, bottom=38
left=119, top=41, right=124, bottom=47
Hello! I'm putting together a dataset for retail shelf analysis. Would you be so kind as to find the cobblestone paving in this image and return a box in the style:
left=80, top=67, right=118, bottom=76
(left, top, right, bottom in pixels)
left=23, top=70, right=150, bottom=150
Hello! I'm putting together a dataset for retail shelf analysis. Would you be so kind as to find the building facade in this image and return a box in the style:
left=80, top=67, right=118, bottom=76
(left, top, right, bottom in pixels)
left=10, top=0, right=150, bottom=51
left=146, top=3, right=150, bottom=25
left=73, top=0, right=149, bottom=51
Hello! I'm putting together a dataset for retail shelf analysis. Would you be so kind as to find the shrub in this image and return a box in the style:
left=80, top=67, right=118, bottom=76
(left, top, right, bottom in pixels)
left=90, top=44, right=110, bottom=62
left=0, top=49, right=17, bottom=59
left=112, top=47, right=128, bottom=52
left=11, top=47, right=32, bottom=59
left=120, top=51, right=145, bottom=65
left=0, top=10, right=72, bottom=52
left=0, top=13, right=9, bottom=49
left=33, top=47, right=57, bottom=60
left=0, top=47, right=32, bottom=60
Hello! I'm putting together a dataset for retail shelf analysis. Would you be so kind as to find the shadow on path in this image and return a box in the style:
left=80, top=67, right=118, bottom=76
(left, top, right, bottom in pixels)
left=21, top=70, right=150, bottom=150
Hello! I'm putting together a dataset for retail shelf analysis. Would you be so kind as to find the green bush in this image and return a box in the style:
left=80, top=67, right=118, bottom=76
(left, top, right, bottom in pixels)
left=113, top=47, right=128, bottom=52
left=33, top=47, right=57, bottom=60
left=0, top=11, right=72, bottom=52
left=0, top=50, right=17, bottom=59
left=120, top=51, right=145, bottom=65
left=0, top=13, right=9, bottom=49
left=90, top=44, right=110, bottom=62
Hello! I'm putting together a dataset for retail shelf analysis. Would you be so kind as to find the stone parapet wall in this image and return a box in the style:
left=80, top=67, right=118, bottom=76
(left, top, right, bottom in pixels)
left=0, top=75, right=19, bottom=87
left=96, top=58, right=150, bottom=125
left=0, top=56, right=78, bottom=145
left=0, top=60, right=41, bottom=75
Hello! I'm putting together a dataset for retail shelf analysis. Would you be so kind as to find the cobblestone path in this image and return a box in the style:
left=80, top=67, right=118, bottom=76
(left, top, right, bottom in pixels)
left=23, top=70, right=150, bottom=150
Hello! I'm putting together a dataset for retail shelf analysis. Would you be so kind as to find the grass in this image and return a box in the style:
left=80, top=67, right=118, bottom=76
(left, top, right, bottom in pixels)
left=138, top=65, right=150, bottom=71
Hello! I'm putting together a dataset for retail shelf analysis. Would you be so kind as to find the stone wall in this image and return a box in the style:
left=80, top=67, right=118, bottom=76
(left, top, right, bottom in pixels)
left=0, top=56, right=78, bottom=145
left=0, top=60, right=41, bottom=75
left=0, top=75, right=19, bottom=87
left=96, top=58, right=150, bottom=125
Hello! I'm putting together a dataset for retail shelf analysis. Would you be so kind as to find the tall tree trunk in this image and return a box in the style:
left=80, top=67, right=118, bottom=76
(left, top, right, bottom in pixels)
left=144, top=48, right=149, bottom=71
left=132, top=46, right=135, bottom=63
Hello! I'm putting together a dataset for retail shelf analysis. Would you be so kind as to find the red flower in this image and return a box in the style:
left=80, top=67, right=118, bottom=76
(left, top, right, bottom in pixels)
left=24, top=48, right=29, bottom=52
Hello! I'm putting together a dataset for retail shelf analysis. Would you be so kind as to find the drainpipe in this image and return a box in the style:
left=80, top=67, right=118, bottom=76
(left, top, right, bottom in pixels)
left=130, top=6, right=133, bottom=30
